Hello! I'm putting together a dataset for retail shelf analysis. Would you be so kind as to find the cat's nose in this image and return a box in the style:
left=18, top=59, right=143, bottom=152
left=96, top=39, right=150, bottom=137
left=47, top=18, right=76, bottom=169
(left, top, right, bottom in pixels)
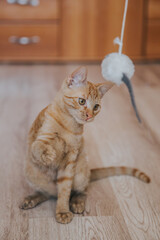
left=86, top=112, right=93, bottom=120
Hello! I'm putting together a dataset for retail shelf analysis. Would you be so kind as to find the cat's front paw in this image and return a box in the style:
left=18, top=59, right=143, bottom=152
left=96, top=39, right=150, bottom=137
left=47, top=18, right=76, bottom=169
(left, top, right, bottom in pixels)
left=32, top=141, right=57, bottom=167
left=56, top=211, right=73, bottom=224
left=70, top=197, right=85, bottom=214
left=19, top=196, right=37, bottom=210
left=41, top=147, right=56, bottom=167
left=70, top=200, right=85, bottom=214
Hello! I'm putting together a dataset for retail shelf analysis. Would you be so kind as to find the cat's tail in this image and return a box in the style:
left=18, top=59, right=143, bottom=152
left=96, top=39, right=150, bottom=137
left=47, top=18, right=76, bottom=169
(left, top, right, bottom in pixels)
left=122, top=74, right=141, bottom=123
left=90, top=166, right=150, bottom=183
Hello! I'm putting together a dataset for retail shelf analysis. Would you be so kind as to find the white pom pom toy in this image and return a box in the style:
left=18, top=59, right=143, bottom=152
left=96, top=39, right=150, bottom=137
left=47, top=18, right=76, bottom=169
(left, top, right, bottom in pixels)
left=101, top=53, right=135, bottom=85
left=101, top=0, right=141, bottom=122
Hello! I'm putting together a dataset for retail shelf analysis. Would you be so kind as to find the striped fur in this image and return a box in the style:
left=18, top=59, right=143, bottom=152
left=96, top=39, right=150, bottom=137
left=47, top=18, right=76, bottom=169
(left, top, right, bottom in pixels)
left=91, top=167, right=150, bottom=183
left=20, top=66, right=150, bottom=224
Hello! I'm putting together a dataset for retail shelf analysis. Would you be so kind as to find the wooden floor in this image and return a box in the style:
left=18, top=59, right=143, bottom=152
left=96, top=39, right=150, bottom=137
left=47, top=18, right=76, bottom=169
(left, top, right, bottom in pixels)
left=0, top=63, right=160, bottom=240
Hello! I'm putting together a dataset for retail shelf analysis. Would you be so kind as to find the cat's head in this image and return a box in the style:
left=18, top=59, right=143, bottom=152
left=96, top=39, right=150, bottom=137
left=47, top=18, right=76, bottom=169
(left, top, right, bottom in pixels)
left=61, top=66, right=114, bottom=124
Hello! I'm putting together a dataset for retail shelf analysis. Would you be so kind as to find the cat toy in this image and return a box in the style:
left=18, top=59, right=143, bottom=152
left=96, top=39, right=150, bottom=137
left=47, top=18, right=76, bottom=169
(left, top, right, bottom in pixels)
left=101, top=0, right=141, bottom=122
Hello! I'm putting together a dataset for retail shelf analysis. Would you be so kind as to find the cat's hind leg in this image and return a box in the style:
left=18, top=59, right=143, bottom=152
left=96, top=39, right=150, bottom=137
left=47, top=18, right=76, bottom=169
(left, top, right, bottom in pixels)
left=20, top=160, right=57, bottom=210
left=19, top=192, right=50, bottom=210
left=70, top=192, right=86, bottom=214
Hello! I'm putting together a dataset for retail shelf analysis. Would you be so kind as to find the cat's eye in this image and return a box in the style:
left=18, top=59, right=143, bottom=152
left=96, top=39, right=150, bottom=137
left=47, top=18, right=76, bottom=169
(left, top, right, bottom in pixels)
left=78, top=98, right=86, bottom=105
left=93, top=104, right=100, bottom=111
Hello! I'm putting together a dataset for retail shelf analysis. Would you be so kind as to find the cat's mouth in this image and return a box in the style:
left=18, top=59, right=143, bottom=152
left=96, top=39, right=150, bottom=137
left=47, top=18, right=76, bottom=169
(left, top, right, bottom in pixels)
left=85, top=117, right=94, bottom=122
left=74, top=116, right=94, bottom=124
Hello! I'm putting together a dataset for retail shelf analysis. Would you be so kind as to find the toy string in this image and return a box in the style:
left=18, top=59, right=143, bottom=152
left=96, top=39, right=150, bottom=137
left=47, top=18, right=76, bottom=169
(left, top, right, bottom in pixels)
left=114, top=0, right=129, bottom=55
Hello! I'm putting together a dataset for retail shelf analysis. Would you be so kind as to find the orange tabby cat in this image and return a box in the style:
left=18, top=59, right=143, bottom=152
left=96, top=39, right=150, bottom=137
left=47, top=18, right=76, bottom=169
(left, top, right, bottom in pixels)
left=20, top=66, right=150, bottom=224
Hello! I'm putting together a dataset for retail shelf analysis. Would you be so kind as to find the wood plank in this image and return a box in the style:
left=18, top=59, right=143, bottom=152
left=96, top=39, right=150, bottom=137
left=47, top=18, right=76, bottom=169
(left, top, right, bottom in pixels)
left=0, top=24, right=59, bottom=61
left=0, top=220, right=8, bottom=240
left=133, top=64, right=160, bottom=143
left=0, top=0, right=60, bottom=20
left=146, top=20, right=160, bottom=57
left=0, top=66, right=30, bottom=240
left=85, top=128, right=128, bottom=222
left=86, top=66, right=160, bottom=240
left=60, top=0, right=144, bottom=60
left=0, top=64, right=160, bottom=239
left=147, top=0, right=160, bottom=19
left=0, top=65, right=61, bottom=233
left=29, top=216, right=131, bottom=240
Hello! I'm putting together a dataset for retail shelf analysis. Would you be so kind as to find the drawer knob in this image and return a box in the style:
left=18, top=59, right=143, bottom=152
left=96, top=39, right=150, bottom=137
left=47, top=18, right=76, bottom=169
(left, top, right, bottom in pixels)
left=7, top=0, right=39, bottom=6
left=9, top=36, right=40, bottom=45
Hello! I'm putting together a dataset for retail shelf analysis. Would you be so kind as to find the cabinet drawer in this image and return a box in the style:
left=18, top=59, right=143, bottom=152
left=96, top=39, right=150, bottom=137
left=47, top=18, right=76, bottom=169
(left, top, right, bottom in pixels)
left=146, top=21, right=160, bottom=56
left=0, top=0, right=60, bottom=20
left=148, top=0, right=160, bottom=19
left=0, top=24, right=59, bottom=61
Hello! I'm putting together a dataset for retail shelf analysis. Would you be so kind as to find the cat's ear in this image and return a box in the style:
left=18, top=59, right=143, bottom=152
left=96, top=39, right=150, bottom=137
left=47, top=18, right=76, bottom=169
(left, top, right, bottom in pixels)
left=67, top=66, right=87, bottom=88
left=96, top=81, right=114, bottom=98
